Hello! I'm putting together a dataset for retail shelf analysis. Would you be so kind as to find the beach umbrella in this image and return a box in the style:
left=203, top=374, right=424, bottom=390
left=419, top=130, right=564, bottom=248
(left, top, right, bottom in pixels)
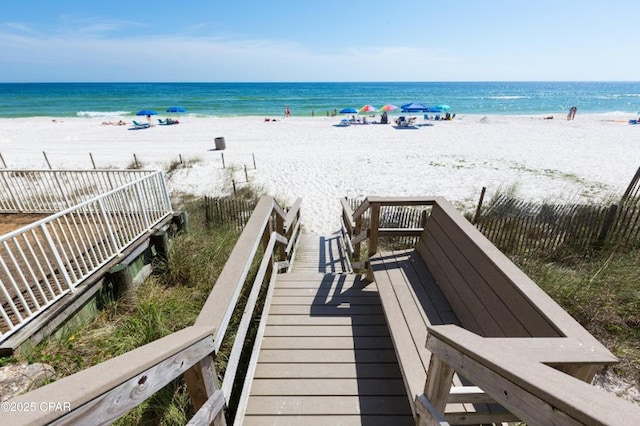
left=358, top=104, right=377, bottom=113
left=166, top=106, right=186, bottom=113
left=400, top=102, right=429, bottom=112
left=136, top=109, right=158, bottom=116
left=380, top=104, right=399, bottom=111
left=339, top=107, right=358, bottom=114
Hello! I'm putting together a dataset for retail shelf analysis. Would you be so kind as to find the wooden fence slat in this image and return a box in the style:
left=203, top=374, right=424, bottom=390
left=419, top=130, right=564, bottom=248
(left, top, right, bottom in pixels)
left=473, top=193, right=640, bottom=257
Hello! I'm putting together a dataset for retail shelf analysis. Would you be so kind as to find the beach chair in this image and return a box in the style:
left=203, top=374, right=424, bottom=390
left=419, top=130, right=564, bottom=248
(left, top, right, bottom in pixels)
left=132, top=120, right=150, bottom=129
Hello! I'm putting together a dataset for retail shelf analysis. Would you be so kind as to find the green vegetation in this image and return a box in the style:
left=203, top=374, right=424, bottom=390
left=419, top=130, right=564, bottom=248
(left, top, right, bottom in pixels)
left=165, top=155, right=203, bottom=174
left=11, top=197, right=243, bottom=425
left=515, top=247, right=640, bottom=379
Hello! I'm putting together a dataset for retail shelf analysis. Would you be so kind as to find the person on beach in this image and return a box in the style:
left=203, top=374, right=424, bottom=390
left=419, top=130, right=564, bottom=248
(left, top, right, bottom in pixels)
left=567, top=106, right=577, bottom=120
left=284, top=106, right=291, bottom=117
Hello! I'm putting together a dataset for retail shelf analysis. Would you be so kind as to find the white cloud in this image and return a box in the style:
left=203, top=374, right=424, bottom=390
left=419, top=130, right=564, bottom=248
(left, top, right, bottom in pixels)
left=0, top=24, right=637, bottom=82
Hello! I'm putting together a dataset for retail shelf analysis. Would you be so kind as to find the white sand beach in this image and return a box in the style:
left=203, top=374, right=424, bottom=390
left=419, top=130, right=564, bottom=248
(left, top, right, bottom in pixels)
left=0, top=113, right=638, bottom=233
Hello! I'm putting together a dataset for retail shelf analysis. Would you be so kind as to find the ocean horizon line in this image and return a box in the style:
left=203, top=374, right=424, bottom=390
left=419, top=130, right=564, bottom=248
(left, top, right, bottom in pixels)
left=2, top=80, right=640, bottom=84
left=1, top=81, right=639, bottom=118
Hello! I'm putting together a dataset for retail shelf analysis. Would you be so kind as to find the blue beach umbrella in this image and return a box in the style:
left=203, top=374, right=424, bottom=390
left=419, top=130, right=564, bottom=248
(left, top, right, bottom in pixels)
left=166, top=106, right=186, bottom=113
left=400, top=102, right=429, bottom=112
left=340, top=107, right=358, bottom=114
left=136, top=109, right=158, bottom=116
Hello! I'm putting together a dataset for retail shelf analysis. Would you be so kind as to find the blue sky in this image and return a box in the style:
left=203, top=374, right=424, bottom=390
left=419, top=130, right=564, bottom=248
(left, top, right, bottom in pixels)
left=1, top=0, right=638, bottom=82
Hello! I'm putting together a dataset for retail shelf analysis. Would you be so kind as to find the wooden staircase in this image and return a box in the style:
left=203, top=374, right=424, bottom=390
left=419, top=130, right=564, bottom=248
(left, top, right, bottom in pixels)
left=239, top=233, right=414, bottom=425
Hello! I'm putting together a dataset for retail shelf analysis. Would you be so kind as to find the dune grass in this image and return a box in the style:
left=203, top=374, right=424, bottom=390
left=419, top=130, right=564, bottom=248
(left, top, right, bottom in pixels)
left=10, top=197, right=243, bottom=425
left=515, top=246, right=640, bottom=380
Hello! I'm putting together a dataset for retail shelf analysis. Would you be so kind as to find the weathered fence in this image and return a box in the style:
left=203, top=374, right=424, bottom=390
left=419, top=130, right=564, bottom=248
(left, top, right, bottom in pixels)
left=474, top=195, right=617, bottom=256
left=0, top=170, right=172, bottom=342
left=609, top=166, right=640, bottom=245
left=474, top=169, right=640, bottom=256
left=204, top=196, right=258, bottom=230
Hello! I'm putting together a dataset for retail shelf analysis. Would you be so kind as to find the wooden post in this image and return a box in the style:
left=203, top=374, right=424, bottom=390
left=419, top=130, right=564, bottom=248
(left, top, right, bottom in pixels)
left=365, top=203, right=380, bottom=282
left=204, top=197, right=211, bottom=226
left=184, top=355, right=226, bottom=425
left=232, top=179, right=237, bottom=195
left=595, top=204, right=618, bottom=248
left=368, top=203, right=380, bottom=257
left=133, top=153, right=139, bottom=169
left=252, top=153, right=256, bottom=169
left=354, top=215, right=362, bottom=261
left=107, top=263, right=135, bottom=304
left=420, top=355, right=454, bottom=423
left=178, top=210, right=190, bottom=233
left=276, top=213, right=285, bottom=261
left=244, top=164, right=249, bottom=182
left=89, top=152, right=97, bottom=169
left=179, top=154, right=183, bottom=164
left=221, top=152, right=225, bottom=169
left=472, top=186, right=487, bottom=224
left=42, top=151, right=52, bottom=169
left=0, top=152, right=7, bottom=168
left=151, top=230, right=169, bottom=261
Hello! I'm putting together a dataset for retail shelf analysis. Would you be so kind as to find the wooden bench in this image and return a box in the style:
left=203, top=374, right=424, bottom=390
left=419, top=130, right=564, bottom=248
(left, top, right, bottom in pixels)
left=362, top=197, right=619, bottom=424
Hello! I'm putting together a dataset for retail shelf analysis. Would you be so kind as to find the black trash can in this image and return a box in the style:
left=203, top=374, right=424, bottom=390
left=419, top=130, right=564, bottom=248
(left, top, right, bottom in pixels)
left=215, top=137, right=226, bottom=150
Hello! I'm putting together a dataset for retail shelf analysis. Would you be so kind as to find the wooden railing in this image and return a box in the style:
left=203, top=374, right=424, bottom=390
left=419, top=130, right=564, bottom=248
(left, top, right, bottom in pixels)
left=4, top=195, right=302, bottom=425
left=340, top=196, right=432, bottom=274
left=0, top=171, right=172, bottom=342
left=418, top=325, right=640, bottom=426
left=341, top=196, right=640, bottom=426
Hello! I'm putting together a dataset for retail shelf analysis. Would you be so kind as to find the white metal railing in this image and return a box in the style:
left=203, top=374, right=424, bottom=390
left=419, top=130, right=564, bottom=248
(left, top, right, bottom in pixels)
left=0, top=169, right=155, bottom=213
left=0, top=170, right=172, bottom=342
left=3, top=196, right=302, bottom=425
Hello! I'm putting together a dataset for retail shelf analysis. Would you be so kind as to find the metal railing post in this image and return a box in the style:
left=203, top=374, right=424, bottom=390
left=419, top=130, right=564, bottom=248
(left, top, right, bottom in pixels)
left=98, top=198, right=121, bottom=255
left=40, top=223, right=74, bottom=291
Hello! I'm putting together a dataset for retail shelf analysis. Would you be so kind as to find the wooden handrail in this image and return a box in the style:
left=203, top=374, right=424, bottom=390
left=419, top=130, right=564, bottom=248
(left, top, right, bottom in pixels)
left=341, top=196, right=438, bottom=265
left=4, top=326, right=214, bottom=425
left=340, top=197, right=355, bottom=233
left=5, top=195, right=302, bottom=425
left=283, top=198, right=302, bottom=231
left=418, top=325, right=638, bottom=426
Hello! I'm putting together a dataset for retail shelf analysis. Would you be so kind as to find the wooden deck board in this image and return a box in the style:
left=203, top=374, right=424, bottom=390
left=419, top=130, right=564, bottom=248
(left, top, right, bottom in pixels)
left=260, top=336, right=394, bottom=350
left=267, top=314, right=387, bottom=325
left=268, top=304, right=384, bottom=316
left=258, top=349, right=399, bottom=363
left=242, top=415, right=414, bottom=426
left=253, top=363, right=404, bottom=379
left=245, top=396, right=412, bottom=416
left=250, top=378, right=407, bottom=395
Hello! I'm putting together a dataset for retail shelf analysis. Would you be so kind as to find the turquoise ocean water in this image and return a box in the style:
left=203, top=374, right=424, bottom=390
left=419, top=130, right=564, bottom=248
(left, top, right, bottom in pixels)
left=0, top=81, right=639, bottom=118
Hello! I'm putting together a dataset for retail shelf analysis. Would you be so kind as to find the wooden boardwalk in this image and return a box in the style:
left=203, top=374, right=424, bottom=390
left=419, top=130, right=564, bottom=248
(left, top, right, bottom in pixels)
left=241, top=233, right=414, bottom=425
